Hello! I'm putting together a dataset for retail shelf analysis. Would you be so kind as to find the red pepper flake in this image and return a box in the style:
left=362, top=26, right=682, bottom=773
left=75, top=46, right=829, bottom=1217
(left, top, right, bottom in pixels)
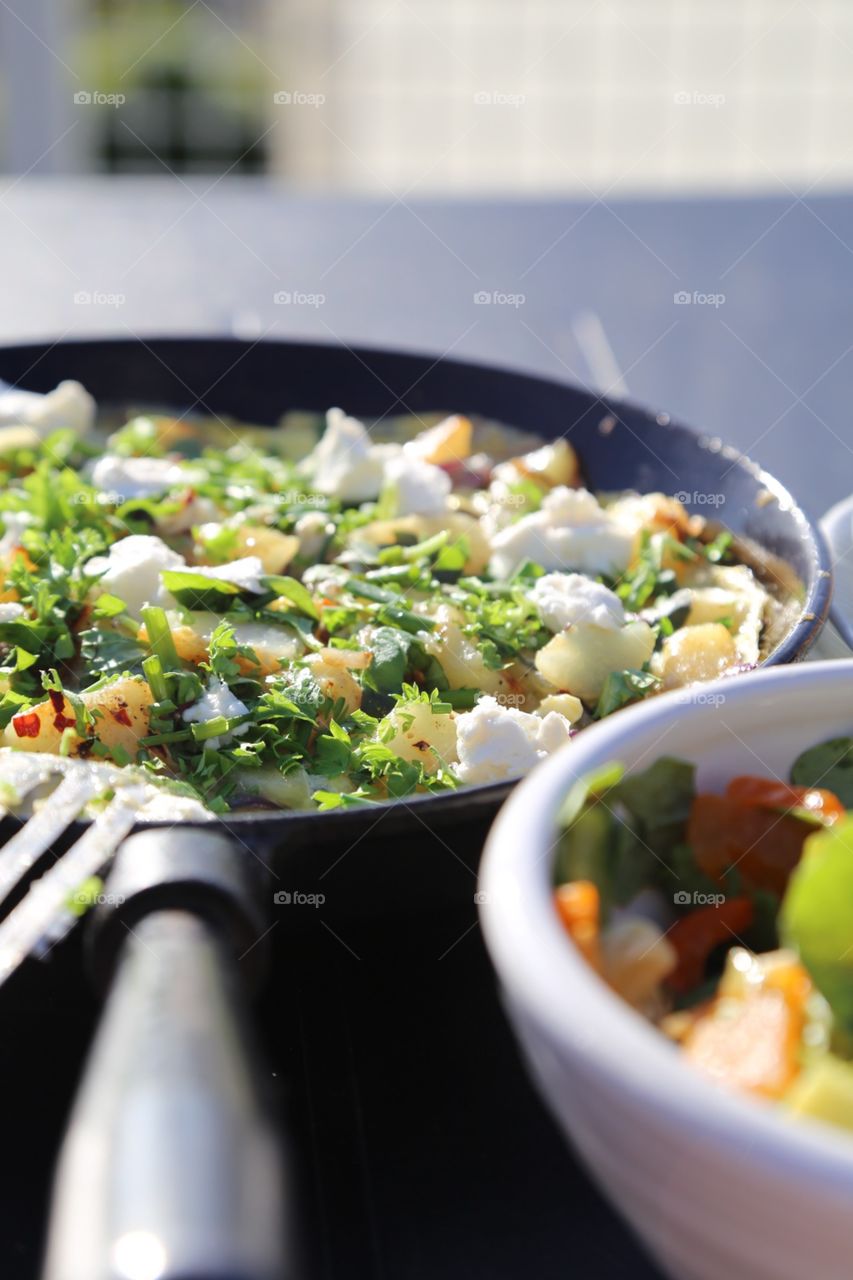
left=12, top=713, right=40, bottom=739
left=111, top=706, right=132, bottom=726
left=47, top=689, right=76, bottom=732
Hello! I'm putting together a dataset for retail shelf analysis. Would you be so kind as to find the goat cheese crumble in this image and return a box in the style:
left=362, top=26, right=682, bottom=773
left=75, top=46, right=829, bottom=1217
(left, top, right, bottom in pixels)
left=383, top=452, right=451, bottom=517
left=182, top=677, right=250, bottom=749
left=452, top=696, right=573, bottom=785
left=488, top=486, right=635, bottom=579
left=0, top=380, right=95, bottom=437
left=86, top=534, right=185, bottom=619
left=89, top=453, right=191, bottom=500
left=528, top=572, right=626, bottom=632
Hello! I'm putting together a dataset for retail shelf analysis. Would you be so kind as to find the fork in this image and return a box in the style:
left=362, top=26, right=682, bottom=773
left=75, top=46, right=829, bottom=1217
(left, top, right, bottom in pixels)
left=0, top=750, right=285, bottom=1280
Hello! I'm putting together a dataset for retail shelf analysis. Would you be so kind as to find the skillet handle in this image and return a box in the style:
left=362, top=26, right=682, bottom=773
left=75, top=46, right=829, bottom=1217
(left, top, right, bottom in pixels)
left=41, top=830, right=287, bottom=1280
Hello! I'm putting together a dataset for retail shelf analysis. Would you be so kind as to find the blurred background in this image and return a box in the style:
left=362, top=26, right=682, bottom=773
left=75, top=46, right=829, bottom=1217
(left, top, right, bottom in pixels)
left=1, top=0, right=850, bottom=195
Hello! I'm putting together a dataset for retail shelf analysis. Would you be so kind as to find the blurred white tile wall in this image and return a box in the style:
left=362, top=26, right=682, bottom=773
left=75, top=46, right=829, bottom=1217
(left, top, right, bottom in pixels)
left=267, top=0, right=853, bottom=195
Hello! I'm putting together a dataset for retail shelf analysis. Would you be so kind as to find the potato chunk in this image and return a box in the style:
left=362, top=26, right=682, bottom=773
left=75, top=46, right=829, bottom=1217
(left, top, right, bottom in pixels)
left=379, top=699, right=458, bottom=774
left=405, top=414, right=472, bottom=464
left=4, top=676, right=153, bottom=760
left=195, top=522, right=299, bottom=575
left=535, top=621, right=656, bottom=702
left=302, top=649, right=365, bottom=714
left=657, top=622, right=738, bottom=690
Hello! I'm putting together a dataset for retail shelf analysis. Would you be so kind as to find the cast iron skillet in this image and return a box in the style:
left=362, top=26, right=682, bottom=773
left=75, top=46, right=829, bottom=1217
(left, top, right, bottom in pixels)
left=0, top=337, right=830, bottom=1280
left=0, top=336, right=832, bottom=909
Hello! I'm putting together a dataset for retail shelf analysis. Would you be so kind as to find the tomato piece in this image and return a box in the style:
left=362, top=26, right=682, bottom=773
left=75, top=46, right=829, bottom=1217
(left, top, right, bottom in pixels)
left=667, top=897, right=754, bottom=993
left=688, top=793, right=814, bottom=896
left=725, top=775, right=844, bottom=824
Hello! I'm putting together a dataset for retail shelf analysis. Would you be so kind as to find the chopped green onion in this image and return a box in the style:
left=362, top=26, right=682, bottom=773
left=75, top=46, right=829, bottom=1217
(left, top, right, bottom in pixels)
left=141, top=606, right=181, bottom=671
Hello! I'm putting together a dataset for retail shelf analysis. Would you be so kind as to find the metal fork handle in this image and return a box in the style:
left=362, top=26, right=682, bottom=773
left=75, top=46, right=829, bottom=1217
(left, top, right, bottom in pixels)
left=41, top=831, right=287, bottom=1280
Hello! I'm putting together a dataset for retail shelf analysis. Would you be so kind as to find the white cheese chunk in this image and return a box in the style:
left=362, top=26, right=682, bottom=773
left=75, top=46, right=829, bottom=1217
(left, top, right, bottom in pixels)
left=89, top=453, right=191, bottom=500
left=0, top=602, right=25, bottom=623
left=452, top=695, right=572, bottom=785
left=0, top=380, right=95, bottom=437
left=488, top=486, right=635, bottom=579
left=191, top=556, right=266, bottom=594
left=528, top=572, right=626, bottom=632
left=86, top=534, right=186, bottom=619
left=383, top=453, right=451, bottom=517
left=302, top=407, right=400, bottom=502
left=182, top=677, right=250, bottom=749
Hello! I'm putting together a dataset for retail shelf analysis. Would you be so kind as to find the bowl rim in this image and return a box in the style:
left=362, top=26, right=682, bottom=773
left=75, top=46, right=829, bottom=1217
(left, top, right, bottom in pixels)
left=479, top=658, right=853, bottom=1192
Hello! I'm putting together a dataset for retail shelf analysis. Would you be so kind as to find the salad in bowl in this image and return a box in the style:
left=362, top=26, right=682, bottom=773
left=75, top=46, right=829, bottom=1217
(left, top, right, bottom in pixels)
left=480, top=661, right=853, bottom=1280
left=553, top=737, right=853, bottom=1125
left=0, top=377, right=803, bottom=816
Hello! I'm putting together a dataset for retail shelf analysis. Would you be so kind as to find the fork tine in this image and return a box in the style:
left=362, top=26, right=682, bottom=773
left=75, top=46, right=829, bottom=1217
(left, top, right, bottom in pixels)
left=0, top=770, right=107, bottom=904
left=0, top=758, right=56, bottom=821
left=0, top=784, right=145, bottom=986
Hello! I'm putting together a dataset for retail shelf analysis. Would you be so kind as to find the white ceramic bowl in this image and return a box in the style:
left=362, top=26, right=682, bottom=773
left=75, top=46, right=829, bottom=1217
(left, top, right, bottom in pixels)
left=480, top=660, right=853, bottom=1280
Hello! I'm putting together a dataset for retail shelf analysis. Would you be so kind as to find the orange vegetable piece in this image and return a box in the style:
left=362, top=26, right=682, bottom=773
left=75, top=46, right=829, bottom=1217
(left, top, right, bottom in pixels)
left=725, top=776, right=844, bottom=825
left=554, top=881, right=601, bottom=971
left=682, top=988, right=802, bottom=1099
left=666, top=897, right=754, bottom=993
left=687, top=794, right=812, bottom=896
